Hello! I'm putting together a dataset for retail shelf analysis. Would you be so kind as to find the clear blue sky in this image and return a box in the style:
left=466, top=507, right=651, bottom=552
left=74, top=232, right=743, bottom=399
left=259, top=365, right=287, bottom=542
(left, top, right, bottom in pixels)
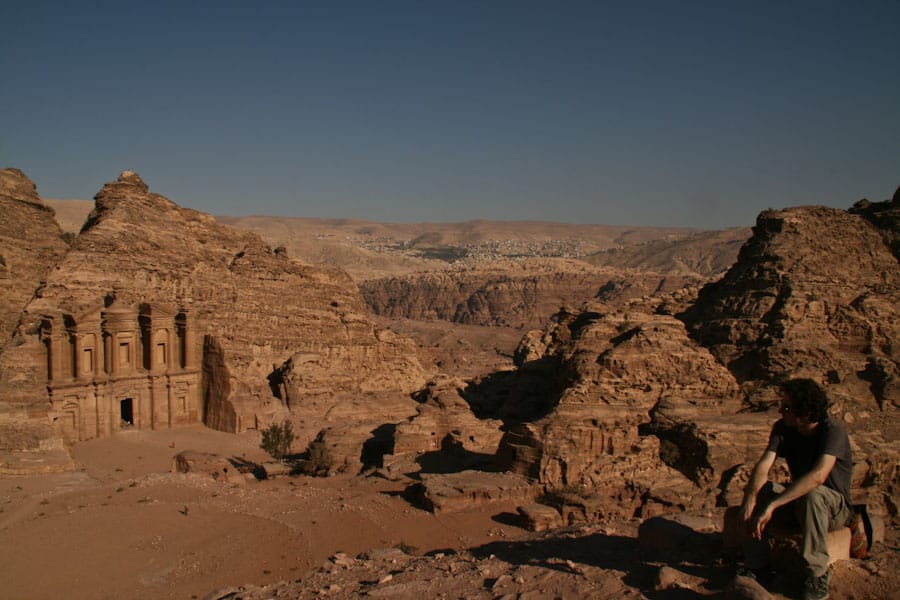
left=2, top=1, right=898, bottom=228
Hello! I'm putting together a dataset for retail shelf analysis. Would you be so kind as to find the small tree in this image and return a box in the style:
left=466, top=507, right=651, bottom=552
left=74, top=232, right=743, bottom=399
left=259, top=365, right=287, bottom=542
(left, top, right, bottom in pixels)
left=260, top=420, right=294, bottom=462
left=300, top=439, right=335, bottom=476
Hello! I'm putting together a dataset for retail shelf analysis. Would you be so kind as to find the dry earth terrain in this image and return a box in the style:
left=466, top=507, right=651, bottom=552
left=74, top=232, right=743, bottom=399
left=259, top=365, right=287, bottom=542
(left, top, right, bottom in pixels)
left=1, top=174, right=895, bottom=600
left=1, top=425, right=897, bottom=600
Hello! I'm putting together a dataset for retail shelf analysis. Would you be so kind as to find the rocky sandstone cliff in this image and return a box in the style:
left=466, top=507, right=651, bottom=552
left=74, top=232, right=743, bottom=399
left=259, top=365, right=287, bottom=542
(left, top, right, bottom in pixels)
left=360, top=262, right=705, bottom=328
left=481, top=303, right=755, bottom=518
left=849, top=185, right=900, bottom=261
left=0, top=169, right=72, bottom=467
left=0, top=170, right=70, bottom=353
left=0, top=171, right=429, bottom=471
left=466, top=191, right=899, bottom=522
left=681, top=203, right=900, bottom=416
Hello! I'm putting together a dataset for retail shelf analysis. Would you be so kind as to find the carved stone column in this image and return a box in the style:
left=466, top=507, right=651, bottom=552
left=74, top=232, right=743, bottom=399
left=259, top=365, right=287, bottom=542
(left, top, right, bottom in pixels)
left=179, top=310, right=197, bottom=369
left=73, top=331, right=84, bottom=381
left=167, top=325, right=177, bottom=371
left=50, top=334, right=64, bottom=382
left=94, top=326, right=105, bottom=378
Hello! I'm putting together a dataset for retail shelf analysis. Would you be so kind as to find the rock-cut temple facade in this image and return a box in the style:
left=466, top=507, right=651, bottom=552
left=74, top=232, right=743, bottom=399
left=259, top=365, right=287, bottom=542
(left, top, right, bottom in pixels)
left=39, top=301, right=202, bottom=444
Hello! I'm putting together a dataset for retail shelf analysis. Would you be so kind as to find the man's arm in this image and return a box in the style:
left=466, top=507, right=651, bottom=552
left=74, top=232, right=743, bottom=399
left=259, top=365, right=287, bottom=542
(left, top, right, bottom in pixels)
left=749, top=453, right=837, bottom=539
left=740, top=449, right=777, bottom=522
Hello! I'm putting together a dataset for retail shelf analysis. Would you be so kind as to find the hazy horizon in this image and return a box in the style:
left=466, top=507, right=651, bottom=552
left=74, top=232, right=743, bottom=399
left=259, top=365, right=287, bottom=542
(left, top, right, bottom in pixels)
left=3, top=1, right=898, bottom=229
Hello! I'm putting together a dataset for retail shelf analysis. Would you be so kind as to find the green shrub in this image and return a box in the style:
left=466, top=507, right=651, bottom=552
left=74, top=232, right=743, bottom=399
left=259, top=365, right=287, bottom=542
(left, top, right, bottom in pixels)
left=260, top=420, right=295, bottom=462
left=300, top=439, right=334, bottom=476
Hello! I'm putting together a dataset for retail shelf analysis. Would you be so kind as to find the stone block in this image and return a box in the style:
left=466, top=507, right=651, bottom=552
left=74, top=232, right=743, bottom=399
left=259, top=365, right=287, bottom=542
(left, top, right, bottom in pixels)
left=408, top=470, right=536, bottom=514
left=261, top=461, right=292, bottom=479
left=517, top=502, right=563, bottom=531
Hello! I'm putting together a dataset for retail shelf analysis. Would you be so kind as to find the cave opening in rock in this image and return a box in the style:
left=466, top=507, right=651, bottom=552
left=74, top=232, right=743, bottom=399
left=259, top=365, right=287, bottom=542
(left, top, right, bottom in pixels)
left=120, top=398, right=134, bottom=426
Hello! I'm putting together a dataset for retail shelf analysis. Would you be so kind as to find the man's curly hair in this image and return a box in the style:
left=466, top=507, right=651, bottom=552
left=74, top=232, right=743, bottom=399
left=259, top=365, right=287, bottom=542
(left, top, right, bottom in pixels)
left=780, top=378, right=830, bottom=423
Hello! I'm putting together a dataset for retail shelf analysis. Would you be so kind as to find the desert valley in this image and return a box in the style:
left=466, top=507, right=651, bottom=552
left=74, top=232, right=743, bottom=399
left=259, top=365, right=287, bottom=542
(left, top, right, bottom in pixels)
left=1, top=167, right=898, bottom=599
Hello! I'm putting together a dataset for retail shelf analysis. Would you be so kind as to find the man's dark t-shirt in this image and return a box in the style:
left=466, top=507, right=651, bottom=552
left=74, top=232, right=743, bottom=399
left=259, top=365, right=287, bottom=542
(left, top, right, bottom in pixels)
left=765, top=417, right=853, bottom=507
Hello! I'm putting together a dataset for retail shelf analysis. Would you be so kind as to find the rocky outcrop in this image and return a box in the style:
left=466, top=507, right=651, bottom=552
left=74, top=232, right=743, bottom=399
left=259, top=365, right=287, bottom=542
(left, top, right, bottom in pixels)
left=484, top=193, right=900, bottom=520
left=396, top=378, right=503, bottom=454
left=0, top=171, right=429, bottom=471
left=360, top=262, right=704, bottom=328
left=484, top=303, right=747, bottom=517
left=849, top=186, right=900, bottom=261
left=680, top=203, right=900, bottom=412
left=677, top=198, right=900, bottom=507
left=0, top=169, right=74, bottom=474
left=171, top=450, right=253, bottom=484
left=0, top=169, right=70, bottom=352
left=408, top=470, right=537, bottom=514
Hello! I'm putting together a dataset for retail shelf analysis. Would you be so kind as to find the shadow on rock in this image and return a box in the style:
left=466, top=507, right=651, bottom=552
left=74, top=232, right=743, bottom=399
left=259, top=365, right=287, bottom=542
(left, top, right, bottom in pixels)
left=227, top=456, right=267, bottom=479
left=471, top=516, right=734, bottom=599
left=416, top=433, right=497, bottom=474
left=460, top=356, right=565, bottom=424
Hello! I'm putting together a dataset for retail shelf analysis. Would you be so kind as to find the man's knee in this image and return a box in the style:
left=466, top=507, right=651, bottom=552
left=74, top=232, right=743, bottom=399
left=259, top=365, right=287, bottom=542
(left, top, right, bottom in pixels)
left=801, top=486, right=831, bottom=508
left=795, top=486, right=844, bottom=524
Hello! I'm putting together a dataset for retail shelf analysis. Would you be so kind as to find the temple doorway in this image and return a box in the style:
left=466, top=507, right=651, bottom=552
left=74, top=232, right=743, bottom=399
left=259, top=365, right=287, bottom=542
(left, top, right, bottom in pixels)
left=120, top=398, right=134, bottom=426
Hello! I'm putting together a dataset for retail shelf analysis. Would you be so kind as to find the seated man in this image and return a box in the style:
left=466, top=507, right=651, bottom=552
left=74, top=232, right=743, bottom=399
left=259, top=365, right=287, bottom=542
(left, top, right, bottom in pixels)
left=739, top=378, right=853, bottom=600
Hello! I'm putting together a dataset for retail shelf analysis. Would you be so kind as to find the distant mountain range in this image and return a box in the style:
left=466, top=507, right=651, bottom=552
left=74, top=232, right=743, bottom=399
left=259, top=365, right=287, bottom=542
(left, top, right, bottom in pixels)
left=44, top=199, right=749, bottom=281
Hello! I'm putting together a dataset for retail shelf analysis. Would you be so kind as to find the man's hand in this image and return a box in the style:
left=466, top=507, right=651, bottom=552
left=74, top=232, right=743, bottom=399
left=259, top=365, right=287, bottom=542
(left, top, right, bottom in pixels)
left=750, top=502, right=775, bottom=540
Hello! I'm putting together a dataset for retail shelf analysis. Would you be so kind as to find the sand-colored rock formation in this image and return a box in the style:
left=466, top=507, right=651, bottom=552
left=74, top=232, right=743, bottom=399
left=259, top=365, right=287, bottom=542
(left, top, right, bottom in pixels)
left=682, top=204, right=899, bottom=407
left=679, top=198, right=900, bottom=509
left=390, top=376, right=505, bottom=468
left=0, top=170, right=428, bottom=473
left=489, top=303, right=748, bottom=518
left=484, top=192, right=899, bottom=522
left=0, top=169, right=70, bottom=352
left=360, top=262, right=705, bottom=328
left=0, top=169, right=73, bottom=473
left=447, top=191, right=899, bottom=521
left=849, top=185, right=900, bottom=261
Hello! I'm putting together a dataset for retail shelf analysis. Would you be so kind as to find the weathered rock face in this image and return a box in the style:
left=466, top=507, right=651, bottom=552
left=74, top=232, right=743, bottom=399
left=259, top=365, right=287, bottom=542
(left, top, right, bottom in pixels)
left=489, top=195, right=900, bottom=519
left=392, top=376, right=504, bottom=463
left=0, top=169, right=70, bottom=352
left=0, top=171, right=429, bottom=470
left=488, top=302, right=746, bottom=517
left=360, top=262, right=704, bottom=328
left=677, top=198, right=900, bottom=507
left=849, top=186, right=900, bottom=261
left=0, top=169, right=74, bottom=472
left=680, top=204, right=900, bottom=413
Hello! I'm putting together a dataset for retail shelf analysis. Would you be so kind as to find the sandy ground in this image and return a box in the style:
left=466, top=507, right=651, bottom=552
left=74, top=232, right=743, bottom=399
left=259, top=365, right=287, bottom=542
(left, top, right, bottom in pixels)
left=0, top=425, right=527, bottom=600
left=2, top=425, right=898, bottom=600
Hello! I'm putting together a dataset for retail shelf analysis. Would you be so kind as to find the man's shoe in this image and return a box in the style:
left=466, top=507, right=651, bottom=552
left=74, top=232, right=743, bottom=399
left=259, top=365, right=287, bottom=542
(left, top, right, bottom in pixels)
left=803, top=571, right=830, bottom=600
